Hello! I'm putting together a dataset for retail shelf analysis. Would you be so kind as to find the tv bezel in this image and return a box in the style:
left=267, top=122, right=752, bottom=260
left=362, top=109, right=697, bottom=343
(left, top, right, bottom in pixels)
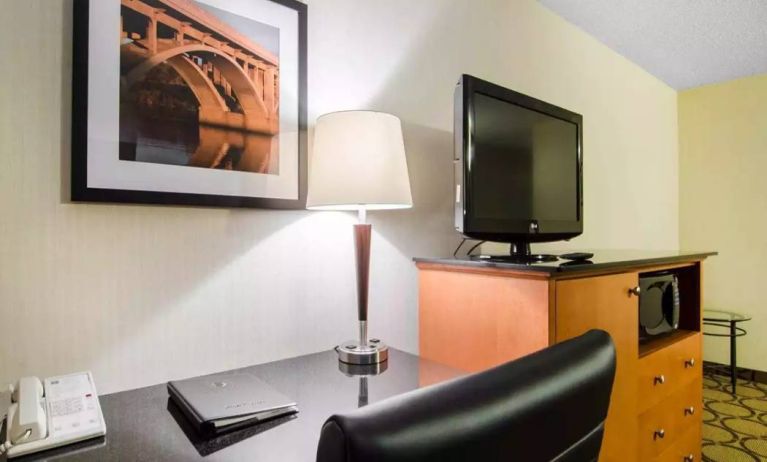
left=455, top=74, right=583, bottom=244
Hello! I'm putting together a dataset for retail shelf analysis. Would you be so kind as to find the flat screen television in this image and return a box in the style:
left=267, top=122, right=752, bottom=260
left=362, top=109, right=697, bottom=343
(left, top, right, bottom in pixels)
left=454, top=75, right=583, bottom=260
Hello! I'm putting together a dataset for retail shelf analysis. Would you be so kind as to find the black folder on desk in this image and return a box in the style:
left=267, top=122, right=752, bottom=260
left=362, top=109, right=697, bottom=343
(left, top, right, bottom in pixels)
left=168, top=372, right=298, bottom=435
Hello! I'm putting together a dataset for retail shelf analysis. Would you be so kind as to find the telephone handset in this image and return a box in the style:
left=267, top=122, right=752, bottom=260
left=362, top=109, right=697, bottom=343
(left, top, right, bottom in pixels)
left=6, top=377, right=47, bottom=448
left=1, top=371, right=106, bottom=459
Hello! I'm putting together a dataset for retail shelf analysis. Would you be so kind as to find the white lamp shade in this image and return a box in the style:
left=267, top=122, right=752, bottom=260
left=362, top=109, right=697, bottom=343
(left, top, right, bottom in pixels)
left=306, top=111, right=413, bottom=211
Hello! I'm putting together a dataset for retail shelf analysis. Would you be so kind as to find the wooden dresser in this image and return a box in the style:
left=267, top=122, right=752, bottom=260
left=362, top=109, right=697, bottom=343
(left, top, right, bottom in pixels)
left=415, top=250, right=715, bottom=462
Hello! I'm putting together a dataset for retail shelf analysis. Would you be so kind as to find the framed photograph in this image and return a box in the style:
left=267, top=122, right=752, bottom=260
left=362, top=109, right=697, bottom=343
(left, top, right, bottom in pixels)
left=72, top=0, right=307, bottom=208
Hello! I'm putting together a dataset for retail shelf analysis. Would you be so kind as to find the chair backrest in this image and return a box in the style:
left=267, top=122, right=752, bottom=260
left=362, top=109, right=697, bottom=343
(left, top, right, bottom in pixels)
left=316, top=329, right=616, bottom=462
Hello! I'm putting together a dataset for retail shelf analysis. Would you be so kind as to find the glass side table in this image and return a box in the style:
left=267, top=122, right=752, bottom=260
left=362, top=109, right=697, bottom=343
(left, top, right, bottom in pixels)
left=702, top=309, right=751, bottom=393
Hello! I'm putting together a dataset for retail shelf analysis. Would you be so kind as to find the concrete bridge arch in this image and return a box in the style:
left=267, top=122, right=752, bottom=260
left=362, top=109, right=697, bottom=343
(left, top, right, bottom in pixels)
left=124, top=44, right=275, bottom=134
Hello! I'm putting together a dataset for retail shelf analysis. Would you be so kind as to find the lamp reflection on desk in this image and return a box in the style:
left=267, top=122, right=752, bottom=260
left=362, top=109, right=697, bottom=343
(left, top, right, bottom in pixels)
left=338, top=360, right=389, bottom=408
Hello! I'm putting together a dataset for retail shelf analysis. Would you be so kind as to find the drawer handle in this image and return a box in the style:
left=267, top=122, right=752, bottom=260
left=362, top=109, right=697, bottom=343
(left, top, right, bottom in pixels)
left=628, top=286, right=641, bottom=297
left=654, top=429, right=665, bottom=440
left=684, top=358, right=696, bottom=368
left=654, top=375, right=666, bottom=385
left=684, top=406, right=695, bottom=416
left=684, top=455, right=694, bottom=462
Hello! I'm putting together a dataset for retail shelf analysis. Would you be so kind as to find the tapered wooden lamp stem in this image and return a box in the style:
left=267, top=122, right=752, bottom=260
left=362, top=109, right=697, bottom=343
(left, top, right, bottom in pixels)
left=354, top=223, right=371, bottom=346
left=337, top=218, right=387, bottom=365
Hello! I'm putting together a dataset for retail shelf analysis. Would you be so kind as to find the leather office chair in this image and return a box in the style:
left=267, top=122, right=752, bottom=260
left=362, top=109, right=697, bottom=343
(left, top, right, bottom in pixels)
left=316, top=329, right=616, bottom=462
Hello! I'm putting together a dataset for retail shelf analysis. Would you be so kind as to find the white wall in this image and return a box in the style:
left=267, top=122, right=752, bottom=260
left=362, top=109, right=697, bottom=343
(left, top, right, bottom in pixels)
left=0, top=0, right=678, bottom=394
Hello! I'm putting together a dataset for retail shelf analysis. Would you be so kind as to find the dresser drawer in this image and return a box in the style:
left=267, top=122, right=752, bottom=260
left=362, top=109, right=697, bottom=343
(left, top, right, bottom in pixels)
left=638, top=332, right=701, bottom=413
left=639, top=378, right=702, bottom=459
left=653, top=420, right=701, bottom=462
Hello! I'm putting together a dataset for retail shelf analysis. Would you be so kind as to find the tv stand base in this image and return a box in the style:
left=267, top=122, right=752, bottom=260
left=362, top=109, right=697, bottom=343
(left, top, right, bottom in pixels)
left=488, top=241, right=559, bottom=263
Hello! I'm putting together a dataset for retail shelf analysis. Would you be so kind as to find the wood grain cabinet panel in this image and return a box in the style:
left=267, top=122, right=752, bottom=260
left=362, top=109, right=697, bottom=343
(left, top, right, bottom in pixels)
left=638, top=332, right=702, bottom=414
left=639, top=379, right=703, bottom=460
left=418, top=267, right=550, bottom=372
left=653, top=421, right=701, bottom=462
left=555, top=273, right=639, bottom=462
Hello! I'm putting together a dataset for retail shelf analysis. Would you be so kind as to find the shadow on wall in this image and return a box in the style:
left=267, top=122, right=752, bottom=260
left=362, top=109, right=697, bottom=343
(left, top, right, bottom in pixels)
left=362, top=0, right=527, bottom=131
left=324, top=0, right=528, bottom=257
left=369, top=121, right=455, bottom=258
left=304, top=0, right=476, bottom=257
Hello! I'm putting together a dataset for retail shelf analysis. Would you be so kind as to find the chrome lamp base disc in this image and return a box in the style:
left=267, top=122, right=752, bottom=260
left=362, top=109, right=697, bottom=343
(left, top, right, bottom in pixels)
left=337, top=339, right=389, bottom=365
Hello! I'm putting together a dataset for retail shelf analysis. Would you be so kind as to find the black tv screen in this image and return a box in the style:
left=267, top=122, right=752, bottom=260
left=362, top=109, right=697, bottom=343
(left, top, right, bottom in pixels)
left=454, top=75, right=583, bottom=246
left=472, top=93, right=578, bottom=222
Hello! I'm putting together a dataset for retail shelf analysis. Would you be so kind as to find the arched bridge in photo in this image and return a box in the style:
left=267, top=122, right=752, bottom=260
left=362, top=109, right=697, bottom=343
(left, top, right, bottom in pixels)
left=120, top=0, right=279, bottom=135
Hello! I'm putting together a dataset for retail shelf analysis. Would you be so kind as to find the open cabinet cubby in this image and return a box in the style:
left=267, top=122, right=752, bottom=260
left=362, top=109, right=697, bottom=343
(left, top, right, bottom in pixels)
left=638, top=263, right=702, bottom=357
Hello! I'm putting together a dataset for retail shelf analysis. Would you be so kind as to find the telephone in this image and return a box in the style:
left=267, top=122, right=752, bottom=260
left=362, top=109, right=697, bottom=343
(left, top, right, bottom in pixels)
left=1, top=371, right=106, bottom=459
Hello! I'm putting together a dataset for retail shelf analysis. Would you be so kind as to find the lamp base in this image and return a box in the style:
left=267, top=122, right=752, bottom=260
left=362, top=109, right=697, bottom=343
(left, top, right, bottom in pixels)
left=336, top=339, right=389, bottom=365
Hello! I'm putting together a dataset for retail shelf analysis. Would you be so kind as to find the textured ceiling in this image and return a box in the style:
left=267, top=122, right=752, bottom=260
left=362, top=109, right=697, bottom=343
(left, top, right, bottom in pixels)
left=538, top=0, right=767, bottom=90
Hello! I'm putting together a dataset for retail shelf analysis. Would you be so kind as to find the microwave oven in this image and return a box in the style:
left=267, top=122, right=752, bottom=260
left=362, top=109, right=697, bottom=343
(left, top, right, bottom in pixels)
left=639, top=273, right=680, bottom=339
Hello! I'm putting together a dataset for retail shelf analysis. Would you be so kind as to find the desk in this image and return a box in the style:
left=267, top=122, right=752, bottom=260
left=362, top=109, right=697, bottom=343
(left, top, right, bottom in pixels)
left=11, top=349, right=461, bottom=462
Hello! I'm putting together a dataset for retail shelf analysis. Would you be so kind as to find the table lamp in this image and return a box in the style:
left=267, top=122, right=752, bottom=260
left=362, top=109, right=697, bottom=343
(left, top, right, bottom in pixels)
left=307, top=111, right=413, bottom=365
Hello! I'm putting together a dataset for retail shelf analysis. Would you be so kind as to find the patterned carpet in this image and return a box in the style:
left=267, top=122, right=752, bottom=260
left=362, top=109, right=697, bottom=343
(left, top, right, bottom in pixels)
left=703, top=370, right=767, bottom=461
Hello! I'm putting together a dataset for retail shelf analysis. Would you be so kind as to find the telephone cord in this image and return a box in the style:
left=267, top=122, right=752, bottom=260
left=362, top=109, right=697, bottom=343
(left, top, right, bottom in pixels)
left=0, top=426, right=32, bottom=455
left=0, top=412, right=5, bottom=455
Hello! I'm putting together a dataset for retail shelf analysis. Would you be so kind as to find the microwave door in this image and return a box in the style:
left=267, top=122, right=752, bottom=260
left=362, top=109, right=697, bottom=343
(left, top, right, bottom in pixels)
left=640, top=281, right=667, bottom=335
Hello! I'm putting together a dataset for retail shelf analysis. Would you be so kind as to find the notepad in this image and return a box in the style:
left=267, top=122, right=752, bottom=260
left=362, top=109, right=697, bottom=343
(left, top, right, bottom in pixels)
left=167, top=372, right=297, bottom=435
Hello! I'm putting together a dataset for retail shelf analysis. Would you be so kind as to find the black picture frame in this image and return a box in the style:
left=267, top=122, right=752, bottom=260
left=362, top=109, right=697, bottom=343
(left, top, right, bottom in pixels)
left=71, top=0, right=308, bottom=209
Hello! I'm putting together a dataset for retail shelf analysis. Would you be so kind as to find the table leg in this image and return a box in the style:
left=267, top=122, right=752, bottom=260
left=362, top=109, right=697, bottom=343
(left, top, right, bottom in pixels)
left=730, top=321, right=737, bottom=393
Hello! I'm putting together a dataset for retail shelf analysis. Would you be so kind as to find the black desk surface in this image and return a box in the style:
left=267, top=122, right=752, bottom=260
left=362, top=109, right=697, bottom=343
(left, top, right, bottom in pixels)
left=415, top=249, right=717, bottom=275
left=13, top=349, right=462, bottom=462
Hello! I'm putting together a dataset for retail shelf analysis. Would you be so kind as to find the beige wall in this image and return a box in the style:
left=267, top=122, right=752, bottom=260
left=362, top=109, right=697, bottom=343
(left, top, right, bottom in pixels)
left=679, top=73, right=767, bottom=371
left=0, top=0, right=679, bottom=394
